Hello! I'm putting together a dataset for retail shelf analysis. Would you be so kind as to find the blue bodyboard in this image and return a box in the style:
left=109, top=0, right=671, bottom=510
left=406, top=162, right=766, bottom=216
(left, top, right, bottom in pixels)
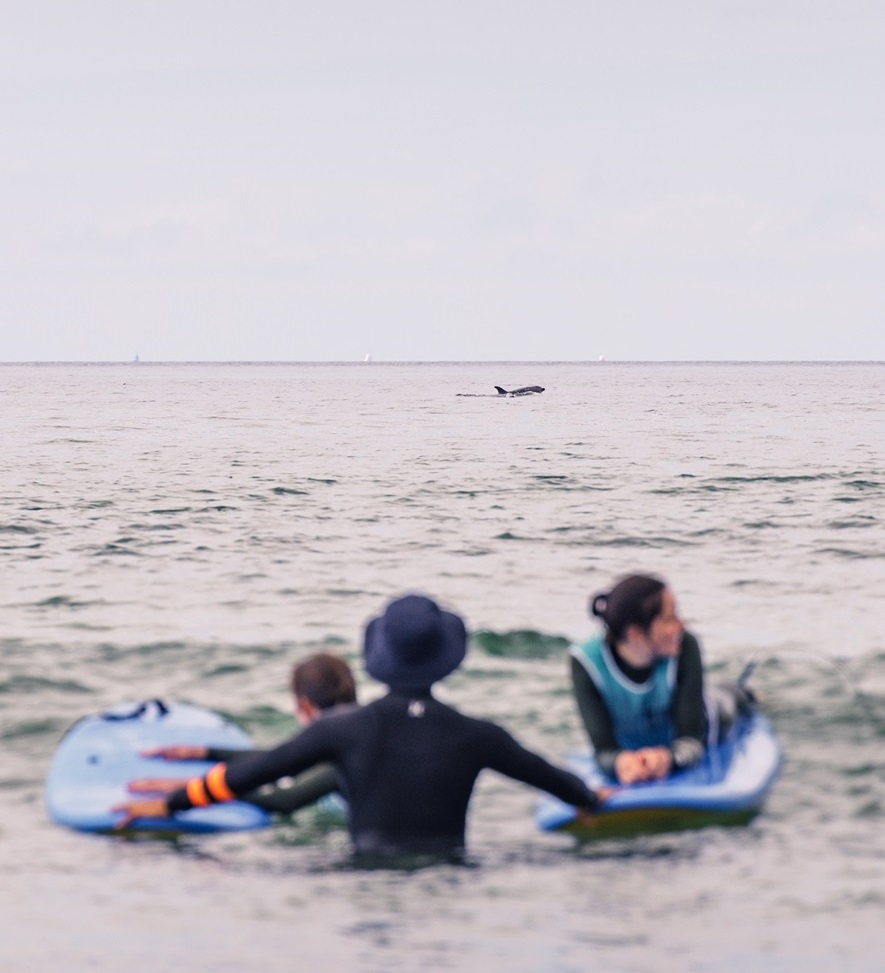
left=45, top=699, right=273, bottom=834
left=536, top=713, right=782, bottom=839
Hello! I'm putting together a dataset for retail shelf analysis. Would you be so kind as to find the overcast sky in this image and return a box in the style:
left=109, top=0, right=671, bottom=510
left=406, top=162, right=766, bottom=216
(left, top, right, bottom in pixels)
left=2, top=1, right=884, bottom=361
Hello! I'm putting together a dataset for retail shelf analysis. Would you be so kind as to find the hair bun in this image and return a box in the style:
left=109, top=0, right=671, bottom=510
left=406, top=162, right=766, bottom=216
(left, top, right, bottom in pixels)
left=589, top=593, right=608, bottom=620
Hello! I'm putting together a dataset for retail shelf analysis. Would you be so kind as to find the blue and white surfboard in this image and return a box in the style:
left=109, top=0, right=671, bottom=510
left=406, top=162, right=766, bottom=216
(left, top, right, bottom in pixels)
left=536, top=713, right=782, bottom=839
left=45, top=699, right=272, bottom=834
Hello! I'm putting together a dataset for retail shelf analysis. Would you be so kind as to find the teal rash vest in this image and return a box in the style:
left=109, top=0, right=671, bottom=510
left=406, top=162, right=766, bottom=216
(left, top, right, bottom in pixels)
left=570, top=634, right=678, bottom=751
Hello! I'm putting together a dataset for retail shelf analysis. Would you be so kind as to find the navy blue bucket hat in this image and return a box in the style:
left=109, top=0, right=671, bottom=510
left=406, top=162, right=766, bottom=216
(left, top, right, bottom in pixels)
left=364, top=594, right=467, bottom=690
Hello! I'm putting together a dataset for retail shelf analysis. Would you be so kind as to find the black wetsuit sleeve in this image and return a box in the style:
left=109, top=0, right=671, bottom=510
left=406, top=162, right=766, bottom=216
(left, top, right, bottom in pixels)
left=670, top=632, right=708, bottom=769
left=167, top=721, right=338, bottom=813
left=204, top=747, right=338, bottom=813
left=206, top=747, right=256, bottom=762
left=481, top=721, right=600, bottom=811
left=570, top=654, right=620, bottom=776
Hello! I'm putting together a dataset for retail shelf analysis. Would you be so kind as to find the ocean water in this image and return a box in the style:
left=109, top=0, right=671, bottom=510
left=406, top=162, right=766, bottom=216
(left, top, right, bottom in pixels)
left=1, top=361, right=883, bottom=972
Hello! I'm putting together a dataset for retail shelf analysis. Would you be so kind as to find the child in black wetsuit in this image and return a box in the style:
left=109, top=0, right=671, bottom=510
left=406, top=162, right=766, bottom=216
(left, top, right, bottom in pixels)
left=115, top=594, right=605, bottom=857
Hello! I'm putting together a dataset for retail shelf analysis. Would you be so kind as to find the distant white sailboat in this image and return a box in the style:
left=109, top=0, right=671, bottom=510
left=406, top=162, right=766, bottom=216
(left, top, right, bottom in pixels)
left=363, top=352, right=372, bottom=363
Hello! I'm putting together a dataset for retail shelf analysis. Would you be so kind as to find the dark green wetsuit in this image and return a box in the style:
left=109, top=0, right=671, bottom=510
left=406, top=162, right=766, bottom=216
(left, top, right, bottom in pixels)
left=206, top=747, right=338, bottom=814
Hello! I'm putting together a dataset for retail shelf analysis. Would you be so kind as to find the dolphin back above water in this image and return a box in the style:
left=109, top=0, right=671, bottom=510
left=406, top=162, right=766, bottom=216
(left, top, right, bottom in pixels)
left=494, top=385, right=545, bottom=396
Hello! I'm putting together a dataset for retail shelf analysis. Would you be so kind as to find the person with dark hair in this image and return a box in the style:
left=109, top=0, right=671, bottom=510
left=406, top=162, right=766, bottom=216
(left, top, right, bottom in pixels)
left=290, top=652, right=357, bottom=722
left=128, top=653, right=356, bottom=815
left=115, top=595, right=606, bottom=858
left=570, top=574, right=741, bottom=786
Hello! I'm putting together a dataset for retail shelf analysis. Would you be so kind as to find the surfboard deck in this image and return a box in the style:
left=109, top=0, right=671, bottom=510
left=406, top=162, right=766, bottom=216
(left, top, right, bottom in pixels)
left=45, top=699, right=272, bottom=834
left=536, top=713, right=782, bottom=840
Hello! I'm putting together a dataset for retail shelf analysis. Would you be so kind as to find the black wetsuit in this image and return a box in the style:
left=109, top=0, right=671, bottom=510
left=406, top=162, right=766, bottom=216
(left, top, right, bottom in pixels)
left=168, top=689, right=600, bottom=856
left=570, top=631, right=708, bottom=777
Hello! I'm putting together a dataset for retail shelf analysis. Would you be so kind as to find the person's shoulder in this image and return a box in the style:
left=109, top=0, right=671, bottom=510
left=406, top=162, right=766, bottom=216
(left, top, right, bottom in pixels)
left=318, top=701, right=361, bottom=722
left=572, top=632, right=605, bottom=657
left=570, top=633, right=607, bottom=682
left=446, top=704, right=511, bottom=741
left=304, top=701, right=367, bottom=738
left=678, top=630, right=703, bottom=669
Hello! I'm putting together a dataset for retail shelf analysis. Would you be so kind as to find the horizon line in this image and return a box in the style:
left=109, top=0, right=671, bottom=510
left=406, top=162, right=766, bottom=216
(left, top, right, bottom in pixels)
left=0, top=358, right=882, bottom=367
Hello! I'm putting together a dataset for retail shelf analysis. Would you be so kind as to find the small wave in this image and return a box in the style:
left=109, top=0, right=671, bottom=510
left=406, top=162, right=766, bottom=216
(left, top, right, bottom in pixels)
left=828, top=517, right=877, bottom=529
left=305, top=635, right=349, bottom=649
left=34, top=595, right=97, bottom=609
left=717, top=474, right=834, bottom=484
left=273, top=487, right=310, bottom=496
left=0, top=524, right=38, bottom=534
left=841, top=763, right=882, bottom=777
left=97, top=640, right=188, bottom=661
left=0, top=717, right=66, bottom=741
left=204, top=664, right=251, bottom=677
left=471, top=629, right=569, bottom=660
left=698, top=484, right=739, bottom=493
left=815, top=547, right=883, bottom=560
left=0, top=675, right=91, bottom=695
left=94, top=543, right=140, bottom=556
left=855, top=801, right=884, bottom=819
left=232, top=705, right=299, bottom=739
left=595, top=535, right=697, bottom=548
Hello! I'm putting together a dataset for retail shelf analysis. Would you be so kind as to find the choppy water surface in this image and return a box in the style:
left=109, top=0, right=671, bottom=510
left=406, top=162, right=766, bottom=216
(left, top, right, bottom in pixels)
left=1, top=362, right=883, bottom=972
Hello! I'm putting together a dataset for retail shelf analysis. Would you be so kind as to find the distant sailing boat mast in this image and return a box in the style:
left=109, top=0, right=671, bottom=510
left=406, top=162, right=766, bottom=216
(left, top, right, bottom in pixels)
left=363, top=352, right=372, bottom=363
